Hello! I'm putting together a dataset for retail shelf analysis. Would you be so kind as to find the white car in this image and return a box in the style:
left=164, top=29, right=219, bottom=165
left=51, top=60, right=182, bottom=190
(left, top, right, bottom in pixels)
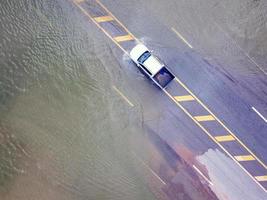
left=130, top=44, right=174, bottom=89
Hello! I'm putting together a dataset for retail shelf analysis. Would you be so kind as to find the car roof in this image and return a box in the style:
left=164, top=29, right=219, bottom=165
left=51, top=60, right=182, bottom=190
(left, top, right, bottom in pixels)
left=130, top=44, right=163, bottom=75
left=143, top=55, right=163, bottom=76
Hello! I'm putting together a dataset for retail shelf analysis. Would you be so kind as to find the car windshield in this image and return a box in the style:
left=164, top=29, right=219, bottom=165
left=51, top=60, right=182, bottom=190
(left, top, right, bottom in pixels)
left=137, top=51, right=151, bottom=64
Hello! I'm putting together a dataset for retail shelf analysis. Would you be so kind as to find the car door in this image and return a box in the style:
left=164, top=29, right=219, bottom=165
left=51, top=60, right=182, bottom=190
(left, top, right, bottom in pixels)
left=139, top=63, right=152, bottom=77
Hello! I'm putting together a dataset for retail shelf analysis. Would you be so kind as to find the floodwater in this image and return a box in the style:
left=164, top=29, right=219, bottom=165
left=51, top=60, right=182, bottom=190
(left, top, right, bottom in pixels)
left=0, top=0, right=266, bottom=200
left=0, top=0, right=158, bottom=199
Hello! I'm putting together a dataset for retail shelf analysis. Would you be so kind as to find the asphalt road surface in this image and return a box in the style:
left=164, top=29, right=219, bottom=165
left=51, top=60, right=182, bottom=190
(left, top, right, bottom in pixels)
left=0, top=0, right=266, bottom=200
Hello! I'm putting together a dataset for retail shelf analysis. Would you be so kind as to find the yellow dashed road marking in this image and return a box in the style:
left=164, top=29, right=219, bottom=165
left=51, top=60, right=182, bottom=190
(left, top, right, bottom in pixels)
left=112, top=86, right=134, bottom=107
left=174, top=95, right=194, bottom=102
left=163, top=89, right=267, bottom=192
left=94, top=15, right=114, bottom=23
left=215, top=135, right=235, bottom=142
left=255, top=176, right=267, bottom=182
left=114, top=34, right=134, bottom=42
left=73, top=0, right=267, bottom=192
left=234, top=155, right=255, bottom=161
left=75, top=0, right=84, bottom=3
left=95, top=0, right=139, bottom=43
left=194, top=115, right=215, bottom=122
left=73, top=1, right=128, bottom=54
left=174, top=77, right=267, bottom=170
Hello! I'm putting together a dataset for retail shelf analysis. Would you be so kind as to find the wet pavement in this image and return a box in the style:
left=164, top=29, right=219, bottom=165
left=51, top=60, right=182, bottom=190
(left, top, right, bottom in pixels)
left=0, top=0, right=267, bottom=200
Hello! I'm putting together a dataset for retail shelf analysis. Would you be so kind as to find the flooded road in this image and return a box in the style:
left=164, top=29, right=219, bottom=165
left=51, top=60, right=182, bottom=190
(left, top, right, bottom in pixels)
left=0, top=0, right=267, bottom=200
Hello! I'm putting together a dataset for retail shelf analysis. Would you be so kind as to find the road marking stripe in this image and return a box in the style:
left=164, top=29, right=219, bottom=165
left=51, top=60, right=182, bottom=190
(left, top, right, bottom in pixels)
left=114, top=34, right=134, bottom=42
left=112, top=86, right=134, bottom=107
left=255, top=176, right=267, bottom=182
left=75, top=0, right=84, bottom=3
left=174, top=95, right=194, bottom=102
left=252, top=107, right=267, bottom=123
left=132, top=152, right=166, bottom=185
left=194, top=115, right=215, bottom=122
left=163, top=89, right=267, bottom=192
left=214, top=135, right=235, bottom=142
left=73, top=1, right=267, bottom=192
left=174, top=78, right=267, bottom=170
left=171, top=27, right=193, bottom=48
left=95, top=0, right=139, bottom=43
left=235, top=155, right=255, bottom=161
left=193, top=165, right=213, bottom=186
left=73, top=1, right=128, bottom=54
left=94, top=15, right=114, bottom=23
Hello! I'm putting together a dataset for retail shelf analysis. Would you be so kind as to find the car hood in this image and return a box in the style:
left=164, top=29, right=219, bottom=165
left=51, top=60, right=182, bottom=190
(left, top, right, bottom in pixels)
left=130, top=44, right=149, bottom=62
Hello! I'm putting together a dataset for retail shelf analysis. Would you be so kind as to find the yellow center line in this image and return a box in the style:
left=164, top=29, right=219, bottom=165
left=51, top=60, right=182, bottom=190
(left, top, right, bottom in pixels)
left=73, top=1, right=128, bottom=55
left=94, top=15, right=114, bottom=23
left=114, top=34, right=134, bottom=42
left=174, top=77, right=267, bottom=170
left=214, top=135, right=235, bottom=142
left=112, top=86, right=134, bottom=107
left=163, top=89, right=267, bottom=192
left=255, top=176, right=267, bottom=182
left=73, top=0, right=267, bottom=192
left=74, top=0, right=84, bottom=3
left=174, top=95, right=195, bottom=102
left=194, top=115, right=215, bottom=122
left=234, top=155, right=255, bottom=162
left=95, top=0, right=140, bottom=43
